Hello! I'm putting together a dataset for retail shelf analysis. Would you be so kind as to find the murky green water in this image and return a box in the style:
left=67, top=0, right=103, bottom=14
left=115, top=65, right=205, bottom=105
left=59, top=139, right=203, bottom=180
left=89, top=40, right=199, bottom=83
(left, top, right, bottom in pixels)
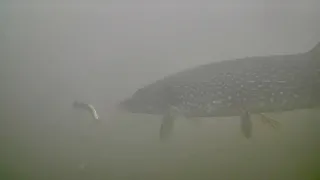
left=1, top=108, right=320, bottom=180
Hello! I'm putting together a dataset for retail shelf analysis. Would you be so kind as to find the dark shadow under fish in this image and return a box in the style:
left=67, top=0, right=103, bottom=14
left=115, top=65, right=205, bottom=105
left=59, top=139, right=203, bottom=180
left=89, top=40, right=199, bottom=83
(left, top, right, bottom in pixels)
left=118, top=41, right=320, bottom=141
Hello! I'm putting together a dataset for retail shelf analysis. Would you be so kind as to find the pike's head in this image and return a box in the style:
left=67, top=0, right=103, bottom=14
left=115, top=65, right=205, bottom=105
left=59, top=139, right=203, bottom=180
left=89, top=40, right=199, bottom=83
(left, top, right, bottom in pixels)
left=116, top=85, right=173, bottom=115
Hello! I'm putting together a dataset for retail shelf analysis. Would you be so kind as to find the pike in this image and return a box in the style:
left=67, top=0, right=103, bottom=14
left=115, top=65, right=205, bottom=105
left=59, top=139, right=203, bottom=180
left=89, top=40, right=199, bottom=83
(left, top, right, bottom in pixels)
left=117, top=42, right=320, bottom=141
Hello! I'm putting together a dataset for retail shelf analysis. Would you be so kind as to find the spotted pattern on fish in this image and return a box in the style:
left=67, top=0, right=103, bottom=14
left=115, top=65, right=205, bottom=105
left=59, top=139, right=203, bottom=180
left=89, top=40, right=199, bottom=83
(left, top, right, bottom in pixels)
left=120, top=42, right=320, bottom=118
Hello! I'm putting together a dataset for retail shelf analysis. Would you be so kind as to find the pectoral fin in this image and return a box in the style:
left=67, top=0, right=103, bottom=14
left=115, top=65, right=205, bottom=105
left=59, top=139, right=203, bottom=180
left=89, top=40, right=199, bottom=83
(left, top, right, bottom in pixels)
left=240, top=110, right=253, bottom=139
left=159, top=106, right=178, bottom=142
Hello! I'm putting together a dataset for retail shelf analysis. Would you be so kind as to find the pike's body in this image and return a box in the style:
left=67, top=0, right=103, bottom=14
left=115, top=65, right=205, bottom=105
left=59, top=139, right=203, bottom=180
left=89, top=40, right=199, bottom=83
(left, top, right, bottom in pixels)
left=119, top=42, right=320, bottom=140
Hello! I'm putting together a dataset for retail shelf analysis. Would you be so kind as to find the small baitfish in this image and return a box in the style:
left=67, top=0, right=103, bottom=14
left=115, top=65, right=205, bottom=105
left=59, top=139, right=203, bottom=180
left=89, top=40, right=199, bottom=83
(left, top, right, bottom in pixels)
left=73, top=101, right=100, bottom=121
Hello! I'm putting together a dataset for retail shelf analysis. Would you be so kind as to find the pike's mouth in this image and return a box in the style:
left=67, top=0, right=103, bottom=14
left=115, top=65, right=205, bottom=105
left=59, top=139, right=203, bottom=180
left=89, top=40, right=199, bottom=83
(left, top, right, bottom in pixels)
left=116, top=98, right=132, bottom=112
